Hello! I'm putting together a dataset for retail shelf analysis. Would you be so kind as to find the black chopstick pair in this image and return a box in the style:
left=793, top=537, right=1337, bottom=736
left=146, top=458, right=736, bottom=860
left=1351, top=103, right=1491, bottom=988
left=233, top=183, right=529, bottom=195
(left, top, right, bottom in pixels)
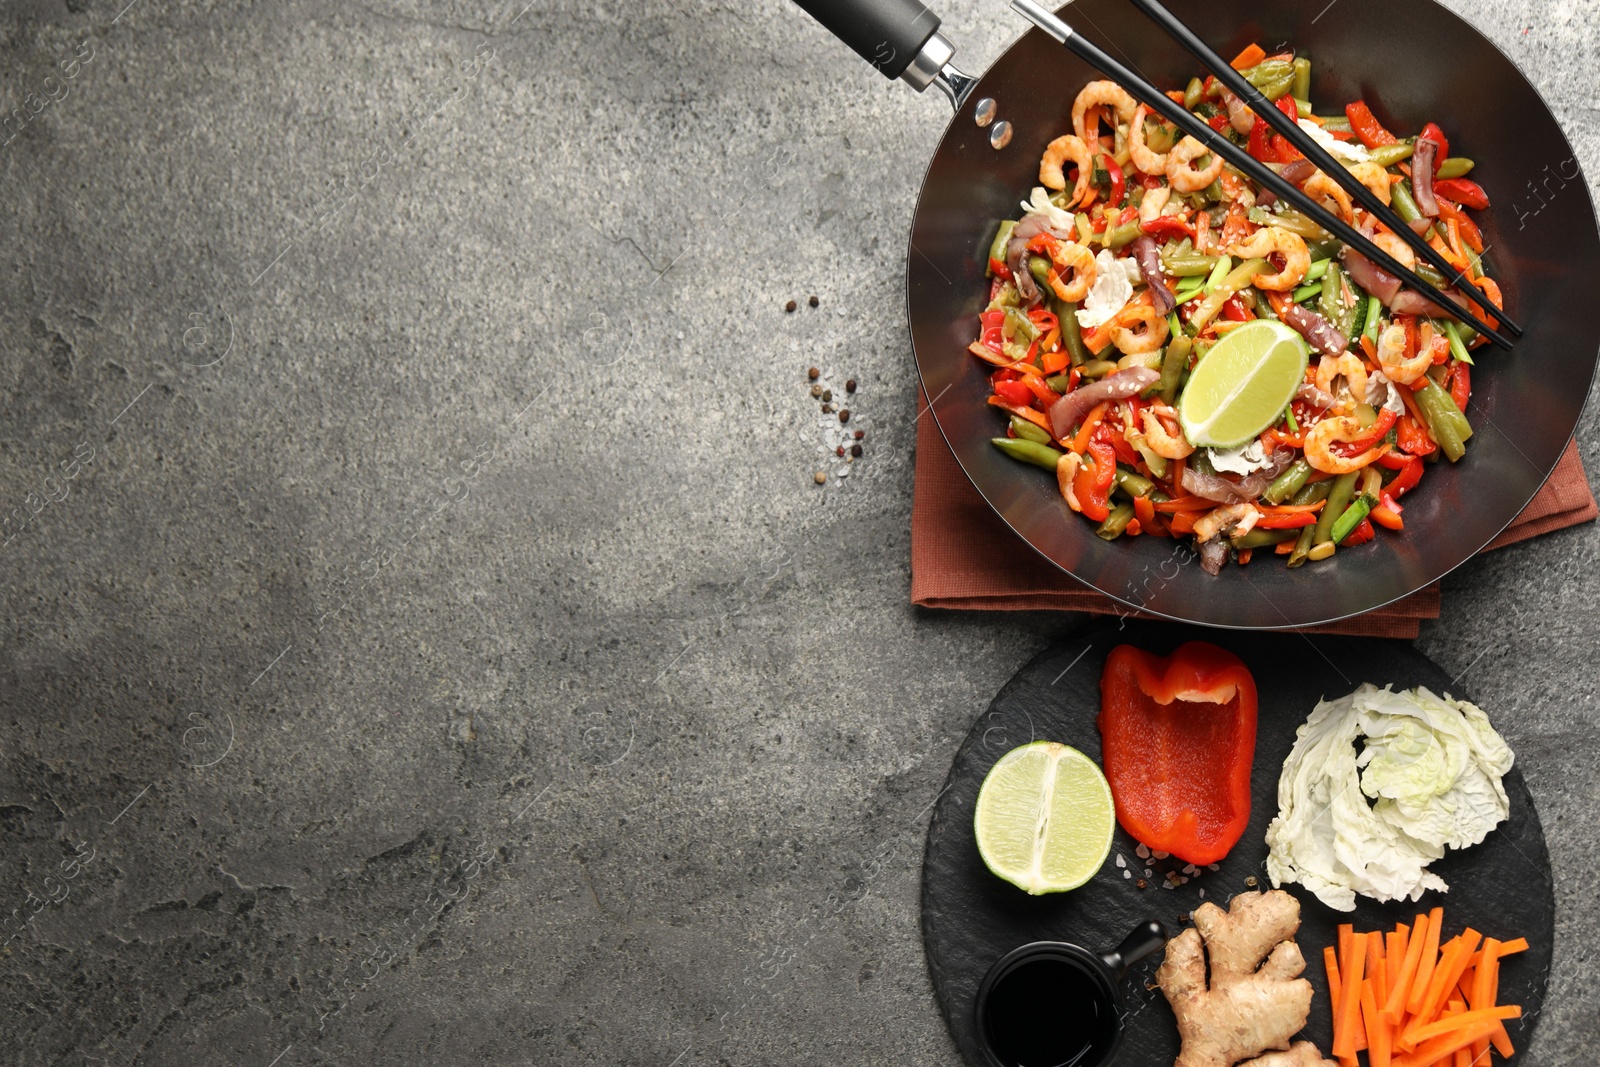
left=1009, top=0, right=1516, bottom=350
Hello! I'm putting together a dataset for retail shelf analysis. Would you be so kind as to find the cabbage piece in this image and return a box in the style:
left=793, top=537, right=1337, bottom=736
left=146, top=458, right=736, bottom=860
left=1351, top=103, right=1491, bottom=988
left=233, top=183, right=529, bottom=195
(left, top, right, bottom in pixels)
left=1265, top=683, right=1513, bottom=912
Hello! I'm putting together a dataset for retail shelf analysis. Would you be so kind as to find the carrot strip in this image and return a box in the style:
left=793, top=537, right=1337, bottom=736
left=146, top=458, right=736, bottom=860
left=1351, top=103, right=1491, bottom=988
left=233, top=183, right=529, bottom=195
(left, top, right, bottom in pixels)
left=1335, top=932, right=1368, bottom=1058
left=1407, top=1005, right=1521, bottom=1045
left=1485, top=950, right=1513, bottom=1058
left=1369, top=932, right=1389, bottom=1010
left=1072, top=401, right=1110, bottom=453
left=1363, top=967, right=1391, bottom=1067
left=987, top=395, right=1053, bottom=432
left=1405, top=933, right=1481, bottom=1050
left=1496, top=937, right=1528, bottom=957
left=1392, top=1019, right=1509, bottom=1067
left=1230, top=42, right=1266, bottom=69
left=1467, top=939, right=1498, bottom=1066
left=1326, top=945, right=1343, bottom=1052
left=1406, top=908, right=1445, bottom=1017
left=1387, top=914, right=1430, bottom=1024
left=1452, top=1049, right=1469, bottom=1067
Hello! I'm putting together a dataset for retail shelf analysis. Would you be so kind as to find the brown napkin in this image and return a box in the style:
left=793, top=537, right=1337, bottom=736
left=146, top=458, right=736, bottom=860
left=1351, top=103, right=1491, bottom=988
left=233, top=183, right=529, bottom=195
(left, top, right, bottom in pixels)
left=910, top=394, right=1596, bottom=637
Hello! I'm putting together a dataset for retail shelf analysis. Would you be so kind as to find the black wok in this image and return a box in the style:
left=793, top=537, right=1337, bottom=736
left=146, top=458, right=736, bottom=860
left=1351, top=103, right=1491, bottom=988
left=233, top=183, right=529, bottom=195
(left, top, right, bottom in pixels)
left=792, top=0, right=1599, bottom=629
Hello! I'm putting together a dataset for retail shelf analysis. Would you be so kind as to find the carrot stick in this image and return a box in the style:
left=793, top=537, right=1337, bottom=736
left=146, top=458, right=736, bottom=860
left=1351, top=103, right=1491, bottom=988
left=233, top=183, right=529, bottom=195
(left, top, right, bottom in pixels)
left=1467, top=939, right=1498, bottom=1066
left=1406, top=908, right=1445, bottom=1017
left=1339, top=924, right=1354, bottom=971
left=1230, top=42, right=1266, bottom=69
left=1391, top=1019, right=1509, bottom=1067
left=1452, top=1048, right=1469, bottom=1067
left=1406, top=933, right=1482, bottom=1050
left=1406, top=1005, right=1521, bottom=1045
left=1496, top=936, right=1528, bottom=957
left=1484, top=949, right=1513, bottom=1058
left=1369, top=933, right=1389, bottom=1010
left=1336, top=932, right=1368, bottom=1058
left=1363, top=967, right=1391, bottom=1067
left=1386, top=914, right=1427, bottom=1023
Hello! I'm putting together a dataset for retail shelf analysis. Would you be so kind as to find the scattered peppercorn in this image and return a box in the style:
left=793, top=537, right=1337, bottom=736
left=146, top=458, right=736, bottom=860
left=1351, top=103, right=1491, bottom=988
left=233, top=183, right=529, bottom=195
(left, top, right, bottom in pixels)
left=1178, top=912, right=1191, bottom=924
left=854, top=430, right=864, bottom=440
left=845, top=379, right=857, bottom=393
left=822, top=389, right=832, bottom=402
left=807, top=367, right=820, bottom=380
left=838, top=410, right=850, bottom=423
left=836, top=446, right=845, bottom=457
left=850, top=444, right=863, bottom=458
left=808, top=295, right=819, bottom=307
left=785, top=300, right=797, bottom=312
left=813, top=470, right=827, bottom=484
left=810, top=384, right=822, bottom=397
left=1136, top=878, right=1147, bottom=890
left=822, top=403, right=833, bottom=413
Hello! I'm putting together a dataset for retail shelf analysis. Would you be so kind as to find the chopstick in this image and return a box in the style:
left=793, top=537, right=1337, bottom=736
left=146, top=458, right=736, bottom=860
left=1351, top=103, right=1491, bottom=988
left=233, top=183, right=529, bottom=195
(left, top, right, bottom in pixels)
left=1007, top=0, right=1514, bottom=351
left=1122, top=0, right=1521, bottom=337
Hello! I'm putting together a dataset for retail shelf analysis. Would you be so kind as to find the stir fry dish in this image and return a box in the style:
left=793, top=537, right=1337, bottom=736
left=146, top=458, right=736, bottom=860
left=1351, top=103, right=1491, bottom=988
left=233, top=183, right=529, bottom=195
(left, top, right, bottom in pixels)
left=975, top=44, right=1501, bottom=574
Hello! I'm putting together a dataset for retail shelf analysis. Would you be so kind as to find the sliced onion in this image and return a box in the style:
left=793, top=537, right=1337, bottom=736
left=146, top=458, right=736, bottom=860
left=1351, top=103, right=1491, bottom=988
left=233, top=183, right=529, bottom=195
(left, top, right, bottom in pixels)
left=1340, top=247, right=1401, bottom=305
left=1047, top=367, right=1160, bottom=440
left=1279, top=159, right=1317, bottom=186
left=1006, top=215, right=1074, bottom=305
left=1412, top=139, right=1440, bottom=217
left=1181, top=450, right=1294, bottom=504
left=1198, top=538, right=1229, bottom=576
left=1278, top=301, right=1348, bottom=358
left=1408, top=218, right=1432, bottom=235
left=1131, top=235, right=1176, bottom=315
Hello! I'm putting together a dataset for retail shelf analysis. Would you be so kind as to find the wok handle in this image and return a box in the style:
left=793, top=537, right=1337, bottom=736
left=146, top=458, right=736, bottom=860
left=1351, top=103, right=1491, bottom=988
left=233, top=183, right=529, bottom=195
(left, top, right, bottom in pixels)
left=789, top=0, right=975, bottom=106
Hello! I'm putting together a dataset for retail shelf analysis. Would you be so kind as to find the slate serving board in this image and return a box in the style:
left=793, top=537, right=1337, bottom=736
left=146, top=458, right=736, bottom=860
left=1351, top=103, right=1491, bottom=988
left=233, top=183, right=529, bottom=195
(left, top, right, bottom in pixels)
left=922, top=621, right=1553, bottom=1067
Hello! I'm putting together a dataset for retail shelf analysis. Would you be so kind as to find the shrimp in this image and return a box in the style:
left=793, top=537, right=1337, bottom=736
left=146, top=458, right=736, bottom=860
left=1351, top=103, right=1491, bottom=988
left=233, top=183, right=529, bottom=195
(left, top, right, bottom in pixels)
left=1314, top=353, right=1369, bottom=415
left=1303, top=415, right=1390, bottom=474
left=1057, top=452, right=1083, bottom=512
left=1166, top=136, right=1225, bottom=192
left=1230, top=227, right=1311, bottom=291
left=1219, top=171, right=1256, bottom=210
left=1371, top=230, right=1416, bottom=271
left=1375, top=321, right=1431, bottom=385
left=1072, top=81, right=1137, bottom=146
left=1140, top=408, right=1195, bottom=459
left=1110, top=304, right=1170, bottom=355
left=1302, top=171, right=1354, bottom=222
left=1346, top=162, right=1393, bottom=206
left=1139, top=183, right=1171, bottom=226
left=1039, top=134, right=1094, bottom=204
left=1045, top=241, right=1097, bottom=302
left=1128, top=104, right=1169, bottom=176
left=1193, top=503, right=1258, bottom=543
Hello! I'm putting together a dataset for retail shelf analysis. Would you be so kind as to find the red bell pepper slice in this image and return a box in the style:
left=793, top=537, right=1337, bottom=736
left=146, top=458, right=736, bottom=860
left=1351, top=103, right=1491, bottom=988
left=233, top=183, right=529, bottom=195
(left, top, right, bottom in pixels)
left=1417, top=122, right=1448, bottom=175
left=1371, top=493, right=1405, bottom=531
left=994, top=379, right=1033, bottom=408
left=1396, top=414, right=1438, bottom=457
left=980, top=309, right=1006, bottom=353
left=1387, top=456, right=1425, bottom=498
left=1253, top=510, right=1318, bottom=529
left=1447, top=361, right=1471, bottom=412
left=989, top=256, right=1012, bottom=281
left=1073, top=441, right=1116, bottom=522
left=1432, top=178, right=1490, bottom=210
left=1140, top=215, right=1194, bottom=240
left=1333, top=408, right=1397, bottom=456
left=1341, top=517, right=1377, bottom=546
left=1345, top=100, right=1397, bottom=148
left=1097, top=642, right=1258, bottom=866
left=1100, top=153, right=1126, bottom=208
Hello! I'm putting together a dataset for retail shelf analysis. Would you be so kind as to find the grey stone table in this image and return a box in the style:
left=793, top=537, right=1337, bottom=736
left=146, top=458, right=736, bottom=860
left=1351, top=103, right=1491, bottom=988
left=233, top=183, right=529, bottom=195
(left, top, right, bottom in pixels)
left=1, top=1, right=1595, bottom=1064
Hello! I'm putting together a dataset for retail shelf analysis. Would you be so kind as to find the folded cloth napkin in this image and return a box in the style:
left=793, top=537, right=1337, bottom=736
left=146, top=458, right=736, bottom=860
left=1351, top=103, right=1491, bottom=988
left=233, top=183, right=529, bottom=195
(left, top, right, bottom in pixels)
left=910, top=395, right=1596, bottom=638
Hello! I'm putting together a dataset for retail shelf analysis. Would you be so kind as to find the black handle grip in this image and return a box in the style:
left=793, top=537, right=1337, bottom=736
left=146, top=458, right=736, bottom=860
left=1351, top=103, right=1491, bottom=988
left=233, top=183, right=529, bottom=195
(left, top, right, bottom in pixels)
left=1100, top=920, right=1169, bottom=979
left=791, top=0, right=942, bottom=80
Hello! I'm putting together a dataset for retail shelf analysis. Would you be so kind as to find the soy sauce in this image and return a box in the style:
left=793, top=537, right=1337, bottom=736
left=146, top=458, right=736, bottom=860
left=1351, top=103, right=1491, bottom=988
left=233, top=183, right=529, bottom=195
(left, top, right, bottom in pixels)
left=982, top=956, right=1119, bottom=1067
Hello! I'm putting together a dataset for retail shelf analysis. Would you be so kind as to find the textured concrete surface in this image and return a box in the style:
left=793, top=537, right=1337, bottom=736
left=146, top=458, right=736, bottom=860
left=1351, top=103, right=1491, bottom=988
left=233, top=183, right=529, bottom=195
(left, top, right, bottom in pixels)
left=0, top=1, right=1596, bottom=1064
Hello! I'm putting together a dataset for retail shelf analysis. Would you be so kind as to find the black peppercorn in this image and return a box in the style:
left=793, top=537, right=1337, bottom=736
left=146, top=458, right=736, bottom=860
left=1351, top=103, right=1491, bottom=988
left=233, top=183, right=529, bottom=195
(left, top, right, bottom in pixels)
left=785, top=300, right=797, bottom=312
left=845, top=379, right=857, bottom=393
left=838, top=410, right=850, bottom=423
left=807, top=367, right=819, bottom=380
left=808, top=295, right=819, bottom=307
left=850, top=444, right=863, bottom=458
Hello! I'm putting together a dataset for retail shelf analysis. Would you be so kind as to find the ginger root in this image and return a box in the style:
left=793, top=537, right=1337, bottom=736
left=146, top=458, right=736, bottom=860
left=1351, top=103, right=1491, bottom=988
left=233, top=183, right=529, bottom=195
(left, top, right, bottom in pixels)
left=1157, top=890, right=1332, bottom=1067
left=1243, top=1042, right=1337, bottom=1067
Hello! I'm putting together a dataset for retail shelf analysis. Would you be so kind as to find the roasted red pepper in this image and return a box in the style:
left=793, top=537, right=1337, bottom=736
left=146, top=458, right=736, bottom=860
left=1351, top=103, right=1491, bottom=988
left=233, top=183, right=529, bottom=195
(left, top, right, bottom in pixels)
left=1417, top=122, right=1449, bottom=174
left=1073, top=441, right=1116, bottom=522
left=1140, top=214, right=1194, bottom=240
left=1100, top=153, right=1126, bottom=208
left=1345, top=100, right=1397, bottom=148
left=1396, top=414, right=1438, bottom=457
left=1097, top=642, right=1258, bottom=866
left=1447, top=358, right=1472, bottom=412
left=994, top=379, right=1033, bottom=409
left=1431, top=178, right=1490, bottom=210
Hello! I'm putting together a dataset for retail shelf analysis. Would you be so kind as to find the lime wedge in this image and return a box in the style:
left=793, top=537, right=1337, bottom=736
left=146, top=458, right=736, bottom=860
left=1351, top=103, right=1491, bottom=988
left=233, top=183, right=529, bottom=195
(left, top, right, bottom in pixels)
left=1177, top=320, right=1310, bottom=449
left=974, top=741, right=1115, bottom=895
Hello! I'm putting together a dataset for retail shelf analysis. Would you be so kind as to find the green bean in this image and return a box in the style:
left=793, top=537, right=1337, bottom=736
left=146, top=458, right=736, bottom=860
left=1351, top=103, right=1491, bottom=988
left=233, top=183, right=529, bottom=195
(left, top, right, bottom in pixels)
left=1154, top=335, right=1192, bottom=404
left=1436, top=157, right=1475, bottom=179
left=1058, top=300, right=1089, bottom=365
left=1263, top=459, right=1314, bottom=505
left=1114, top=467, right=1156, bottom=498
left=1293, top=281, right=1324, bottom=304
left=1290, top=478, right=1334, bottom=507
left=988, top=219, right=1017, bottom=268
left=1292, top=57, right=1311, bottom=104
left=1368, top=141, right=1415, bottom=167
left=1315, top=115, right=1353, bottom=132
left=1307, top=237, right=1343, bottom=261
left=991, top=437, right=1062, bottom=470
left=1183, top=76, right=1204, bottom=110
left=1265, top=210, right=1331, bottom=241
left=1080, top=359, right=1119, bottom=379
left=1010, top=416, right=1052, bottom=445
left=1028, top=255, right=1051, bottom=287
left=1363, top=292, right=1384, bottom=344
left=1390, top=179, right=1423, bottom=223
left=1104, top=221, right=1143, bottom=250
left=1235, top=528, right=1298, bottom=550
left=1414, top=381, right=1472, bottom=461
left=1313, top=471, right=1360, bottom=547
left=1441, top=320, right=1474, bottom=366
left=1202, top=255, right=1233, bottom=293
left=1242, top=61, right=1296, bottom=102
left=1045, top=373, right=1072, bottom=393
left=1414, top=262, right=1450, bottom=289
left=1331, top=493, right=1375, bottom=544
left=1305, top=258, right=1332, bottom=280
left=1162, top=252, right=1224, bottom=277
left=1287, top=525, right=1318, bottom=568
left=1319, top=261, right=1346, bottom=328
left=1096, top=501, right=1136, bottom=541
left=1291, top=97, right=1313, bottom=119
